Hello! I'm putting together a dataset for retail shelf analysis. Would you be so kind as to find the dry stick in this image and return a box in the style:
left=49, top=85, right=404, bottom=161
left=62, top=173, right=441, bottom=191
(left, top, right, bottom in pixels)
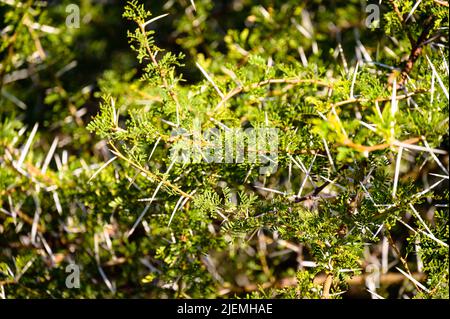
left=138, top=21, right=182, bottom=126
left=385, top=229, right=422, bottom=293
left=321, top=273, right=333, bottom=299
left=434, top=0, right=449, bottom=7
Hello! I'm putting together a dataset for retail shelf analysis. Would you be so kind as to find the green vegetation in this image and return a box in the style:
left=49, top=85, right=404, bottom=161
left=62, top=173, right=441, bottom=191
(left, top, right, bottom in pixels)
left=0, top=0, right=448, bottom=299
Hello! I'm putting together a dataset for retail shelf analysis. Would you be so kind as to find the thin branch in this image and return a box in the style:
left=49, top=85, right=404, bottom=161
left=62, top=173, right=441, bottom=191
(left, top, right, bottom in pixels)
left=108, top=142, right=192, bottom=199
left=137, top=20, right=182, bottom=125
left=321, top=273, right=333, bottom=299
left=433, top=0, right=449, bottom=7
left=214, top=78, right=331, bottom=111
left=342, top=137, right=420, bottom=153
left=385, top=229, right=422, bottom=293
left=399, top=16, right=436, bottom=85
left=331, top=89, right=428, bottom=108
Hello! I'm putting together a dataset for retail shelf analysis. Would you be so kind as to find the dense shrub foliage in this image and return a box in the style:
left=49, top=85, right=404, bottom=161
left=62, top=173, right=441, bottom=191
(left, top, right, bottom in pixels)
left=0, top=0, right=448, bottom=298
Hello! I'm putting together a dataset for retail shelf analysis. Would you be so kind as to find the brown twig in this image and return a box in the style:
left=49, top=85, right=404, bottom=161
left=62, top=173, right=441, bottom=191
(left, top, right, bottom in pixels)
left=399, top=16, right=436, bottom=85
left=388, top=0, right=404, bottom=23
left=321, top=273, right=333, bottom=299
left=386, top=1, right=439, bottom=86
left=433, top=0, right=449, bottom=7
left=342, top=137, right=421, bottom=153
left=0, top=279, right=17, bottom=286
left=24, top=17, right=47, bottom=61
